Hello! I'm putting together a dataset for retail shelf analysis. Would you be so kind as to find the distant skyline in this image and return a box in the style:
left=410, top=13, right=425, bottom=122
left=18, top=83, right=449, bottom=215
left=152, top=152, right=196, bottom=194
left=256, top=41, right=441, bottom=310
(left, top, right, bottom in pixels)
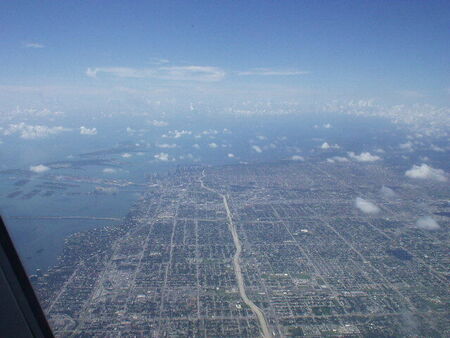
left=1, top=1, right=449, bottom=109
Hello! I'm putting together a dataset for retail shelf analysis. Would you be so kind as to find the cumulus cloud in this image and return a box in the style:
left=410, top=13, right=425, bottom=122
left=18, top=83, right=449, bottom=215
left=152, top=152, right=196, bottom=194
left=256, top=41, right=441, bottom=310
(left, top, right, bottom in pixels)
left=80, top=126, right=97, bottom=135
left=202, top=129, right=219, bottom=136
left=11, top=108, right=64, bottom=117
left=323, top=123, right=332, bottom=129
left=192, top=144, right=200, bottom=149
left=86, top=65, right=225, bottom=82
left=430, top=144, right=445, bottom=152
left=208, top=142, right=218, bottom=149
left=321, top=142, right=330, bottom=149
left=405, top=164, right=447, bottom=182
left=399, top=142, right=413, bottom=151
left=327, top=156, right=349, bottom=163
left=103, top=168, right=117, bottom=174
left=228, top=153, right=235, bottom=158
left=179, top=153, right=195, bottom=161
left=415, top=216, right=440, bottom=230
left=157, top=143, right=177, bottom=148
left=348, top=152, right=381, bottom=162
left=154, top=152, right=170, bottom=161
left=252, top=145, right=263, bottom=153
left=355, top=197, right=380, bottom=214
left=166, top=130, right=192, bottom=138
left=320, top=142, right=340, bottom=150
left=290, top=155, right=304, bottom=161
left=121, top=153, right=132, bottom=158
left=380, top=186, right=397, bottom=199
left=3, top=123, right=70, bottom=139
left=149, top=120, right=168, bottom=127
left=324, top=101, right=450, bottom=136
left=237, top=68, right=309, bottom=76
left=30, top=164, right=50, bottom=173
left=126, top=127, right=136, bottom=134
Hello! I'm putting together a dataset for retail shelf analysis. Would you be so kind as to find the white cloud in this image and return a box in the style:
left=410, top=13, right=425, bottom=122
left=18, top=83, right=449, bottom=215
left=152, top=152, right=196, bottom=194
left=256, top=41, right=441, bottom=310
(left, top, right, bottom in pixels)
left=380, top=186, right=396, bottom=199
left=323, top=123, right=332, bottom=129
left=16, top=108, right=64, bottom=117
left=161, top=66, right=225, bottom=81
left=208, top=142, right=218, bottom=149
left=23, top=42, right=44, bottom=48
left=121, top=153, right=132, bottom=158
left=30, top=164, right=50, bottom=173
left=149, top=120, right=168, bottom=127
left=228, top=153, right=235, bottom=158
left=348, top=152, right=381, bottom=162
left=355, top=197, right=380, bottom=214
left=325, top=101, right=450, bottom=136
left=192, top=144, right=200, bottom=149
left=3, top=123, right=70, bottom=139
left=85, top=68, right=97, bottom=77
left=405, top=164, right=447, bottom=182
left=257, top=135, right=267, bottom=140
left=290, top=155, right=304, bottom=161
left=321, top=142, right=330, bottom=149
left=149, top=57, right=170, bottom=65
left=327, top=156, right=349, bottom=163
left=416, top=216, right=440, bottom=230
left=157, top=143, right=177, bottom=148
left=238, top=68, right=309, bottom=76
left=80, top=126, right=97, bottom=135
left=126, top=127, right=136, bottom=134
left=154, top=152, right=170, bottom=161
left=430, top=144, right=445, bottom=152
left=202, top=129, right=219, bottom=136
left=398, top=90, right=425, bottom=98
left=86, top=65, right=225, bottom=82
left=95, top=186, right=118, bottom=194
left=167, top=130, right=192, bottom=138
left=399, top=142, right=413, bottom=151
left=252, top=145, right=263, bottom=153
left=103, top=168, right=117, bottom=174
left=179, top=153, right=194, bottom=160
left=321, top=142, right=339, bottom=150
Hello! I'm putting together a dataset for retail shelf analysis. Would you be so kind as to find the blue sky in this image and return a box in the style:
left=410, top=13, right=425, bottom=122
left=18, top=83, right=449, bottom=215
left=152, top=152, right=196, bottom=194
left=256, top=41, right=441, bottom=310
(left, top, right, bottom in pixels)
left=0, top=0, right=449, bottom=109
